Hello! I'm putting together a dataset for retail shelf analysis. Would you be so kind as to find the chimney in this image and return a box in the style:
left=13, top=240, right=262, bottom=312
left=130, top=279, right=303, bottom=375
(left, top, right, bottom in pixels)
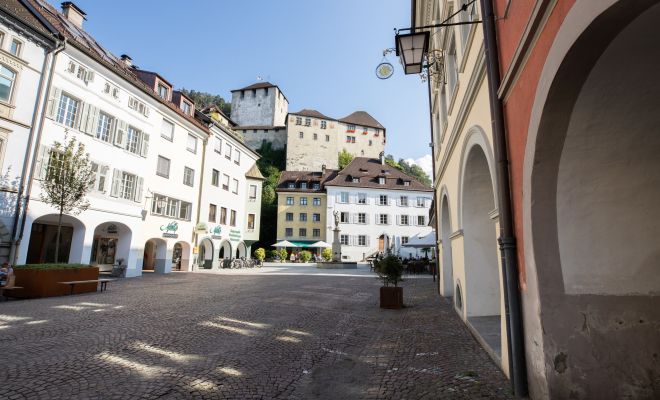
left=379, top=151, right=385, bottom=165
left=321, top=164, right=326, bottom=175
left=61, top=2, right=86, bottom=29
left=120, top=54, right=133, bottom=67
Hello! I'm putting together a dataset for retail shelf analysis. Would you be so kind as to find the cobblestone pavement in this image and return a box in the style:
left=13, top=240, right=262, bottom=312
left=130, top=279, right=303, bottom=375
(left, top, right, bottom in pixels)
left=0, top=266, right=513, bottom=399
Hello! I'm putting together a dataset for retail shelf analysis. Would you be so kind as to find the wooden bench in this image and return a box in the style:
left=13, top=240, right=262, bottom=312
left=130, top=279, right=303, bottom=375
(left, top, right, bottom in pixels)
left=58, top=279, right=115, bottom=295
left=1, top=275, right=23, bottom=299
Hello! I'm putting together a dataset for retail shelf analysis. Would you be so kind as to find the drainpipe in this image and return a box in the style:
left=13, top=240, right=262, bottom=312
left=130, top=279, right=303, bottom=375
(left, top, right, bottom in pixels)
left=191, top=132, right=208, bottom=271
left=479, top=0, right=528, bottom=397
left=10, top=37, right=66, bottom=265
left=426, top=75, right=439, bottom=287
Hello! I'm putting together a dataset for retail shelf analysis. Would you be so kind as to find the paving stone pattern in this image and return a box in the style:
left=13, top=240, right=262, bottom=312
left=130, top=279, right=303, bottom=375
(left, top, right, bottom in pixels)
left=0, top=270, right=512, bottom=399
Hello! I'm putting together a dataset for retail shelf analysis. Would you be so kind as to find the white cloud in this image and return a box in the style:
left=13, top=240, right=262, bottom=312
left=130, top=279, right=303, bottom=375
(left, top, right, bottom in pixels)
left=404, top=154, right=433, bottom=178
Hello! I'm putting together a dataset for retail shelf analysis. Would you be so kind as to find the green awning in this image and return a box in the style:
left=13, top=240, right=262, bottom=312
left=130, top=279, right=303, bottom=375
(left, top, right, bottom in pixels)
left=288, top=240, right=320, bottom=248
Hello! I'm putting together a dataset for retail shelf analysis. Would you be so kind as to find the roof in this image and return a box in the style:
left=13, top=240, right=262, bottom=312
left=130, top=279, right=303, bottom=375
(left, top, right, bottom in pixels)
left=289, top=109, right=334, bottom=120
left=236, top=125, right=286, bottom=131
left=26, top=0, right=209, bottom=134
left=245, top=164, right=265, bottom=180
left=0, top=0, right=58, bottom=41
left=201, top=105, right=236, bottom=126
left=338, top=111, right=385, bottom=130
left=276, top=169, right=338, bottom=192
left=231, top=81, right=277, bottom=92
left=324, top=157, right=432, bottom=192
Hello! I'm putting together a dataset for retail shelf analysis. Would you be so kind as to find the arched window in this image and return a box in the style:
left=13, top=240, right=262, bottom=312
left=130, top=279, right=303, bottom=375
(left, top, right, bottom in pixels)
left=0, top=64, right=16, bottom=103
left=455, top=283, right=463, bottom=310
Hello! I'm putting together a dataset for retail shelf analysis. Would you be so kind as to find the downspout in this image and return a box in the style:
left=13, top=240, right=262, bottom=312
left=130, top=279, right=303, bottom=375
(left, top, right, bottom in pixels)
left=192, top=131, right=208, bottom=270
left=479, top=0, right=528, bottom=397
left=10, top=37, right=66, bottom=264
left=426, top=75, right=439, bottom=287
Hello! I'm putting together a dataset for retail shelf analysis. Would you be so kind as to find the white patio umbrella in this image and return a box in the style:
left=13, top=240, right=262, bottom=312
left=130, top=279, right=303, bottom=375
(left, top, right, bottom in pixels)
left=402, top=232, right=437, bottom=248
left=309, top=241, right=332, bottom=248
left=272, top=240, right=296, bottom=248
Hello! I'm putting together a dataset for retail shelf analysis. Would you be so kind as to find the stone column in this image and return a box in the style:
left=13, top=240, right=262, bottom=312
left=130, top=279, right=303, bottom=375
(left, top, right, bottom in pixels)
left=332, top=227, right=341, bottom=262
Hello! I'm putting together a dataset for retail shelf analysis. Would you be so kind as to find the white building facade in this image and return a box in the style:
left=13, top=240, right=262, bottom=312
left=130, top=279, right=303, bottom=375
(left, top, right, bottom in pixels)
left=324, top=157, right=433, bottom=261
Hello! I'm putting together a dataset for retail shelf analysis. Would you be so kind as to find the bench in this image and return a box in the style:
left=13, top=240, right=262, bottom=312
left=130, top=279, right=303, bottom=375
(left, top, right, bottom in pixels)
left=1, top=275, right=23, bottom=299
left=58, top=279, right=115, bottom=295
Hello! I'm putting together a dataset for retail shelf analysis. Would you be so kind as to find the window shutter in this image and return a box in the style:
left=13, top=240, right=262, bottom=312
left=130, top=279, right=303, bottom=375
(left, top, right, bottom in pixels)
left=35, top=146, right=50, bottom=180
left=366, top=236, right=371, bottom=246
left=108, top=117, right=117, bottom=142
left=85, top=70, right=94, bottom=83
left=388, top=197, right=393, bottom=206
left=365, top=213, right=370, bottom=224
left=46, top=88, right=61, bottom=119
left=110, top=169, right=120, bottom=197
left=78, top=103, right=90, bottom=133
left=99, top=165, right=109, bottom=192
left=375, top=213, right=380, bottom=224
left=134, top=177, right=144, bottom=202
left=140, top=133, right=150, bottom=157
left=114, top=120, right=127, bottom=147
left=88, top=106, right=99, bottom=135
left=396, top=215, right=400, bottom=225
left=67, top=61, right=76, bottom=73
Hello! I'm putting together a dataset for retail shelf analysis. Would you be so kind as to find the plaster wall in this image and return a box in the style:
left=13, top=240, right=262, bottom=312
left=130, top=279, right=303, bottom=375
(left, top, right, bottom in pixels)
left=243, top=128, right=286, bottom=152
left=286, top=116, right=338, bottom=170
left=276, top=191, right=327, bottom=242
left=230, top=86, right=288, bottom=127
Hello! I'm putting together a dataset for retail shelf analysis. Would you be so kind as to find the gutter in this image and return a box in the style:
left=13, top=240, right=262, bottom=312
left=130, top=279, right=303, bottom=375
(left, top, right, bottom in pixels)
left=11, top=37, right=66, bottom=264
left=479, top=0, right=528, bottom=396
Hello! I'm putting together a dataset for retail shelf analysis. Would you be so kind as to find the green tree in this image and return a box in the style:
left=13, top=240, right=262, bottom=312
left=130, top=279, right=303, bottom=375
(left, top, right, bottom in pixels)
left=299, top=250, right=312, bottom=263
left=179, top=88, right=231, bottom=116
left=40, top=135, right=95, bottom=263
left=251, top=142, right=286, bottom=251
left=338, top=149, right=354, bottom=170
left=254, top=248, right=266, bottom=262
left=384, top=154, right=432, bottom=187
left=279, top=248, right=288, bottom=262
left=321, top=248, right=332, bottom=261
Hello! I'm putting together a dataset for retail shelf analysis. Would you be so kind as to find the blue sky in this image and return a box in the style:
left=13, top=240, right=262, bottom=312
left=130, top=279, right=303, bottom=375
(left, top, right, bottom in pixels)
left=54, top=0, right=431, bottom=173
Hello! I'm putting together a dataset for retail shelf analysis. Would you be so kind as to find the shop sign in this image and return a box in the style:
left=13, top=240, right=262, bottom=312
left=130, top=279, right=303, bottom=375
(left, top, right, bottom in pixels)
left=229, top=229, right=241, bottom=242
left=194, top=222, right=208, bottom=233
left=193, top=246, right=199, bottom=254
left=107, top=224, right=118, bottom=234
left=161, top=221, right=179, bottom=238
left=211, top=225, right=222, bottom=239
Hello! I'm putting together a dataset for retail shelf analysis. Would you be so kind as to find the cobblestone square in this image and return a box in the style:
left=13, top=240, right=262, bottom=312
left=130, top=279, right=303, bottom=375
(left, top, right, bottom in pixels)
left=0, top=267, right=512, bottom=399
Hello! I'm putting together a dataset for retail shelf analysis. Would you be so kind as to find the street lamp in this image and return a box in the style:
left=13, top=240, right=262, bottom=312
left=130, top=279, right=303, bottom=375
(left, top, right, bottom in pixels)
left=395, top=31, right=429, bottom=75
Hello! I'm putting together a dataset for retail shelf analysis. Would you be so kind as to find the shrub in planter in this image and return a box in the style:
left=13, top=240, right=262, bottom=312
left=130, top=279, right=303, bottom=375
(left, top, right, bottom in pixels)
left=321, top=248, right=332, bottom=261
left=374, top=255, right=404, bottom=309
left=299, top=250, right=312, bottom=263
left=12, top=264, right=99, bottom=298
left=279, top=249, right=288, bottom=262
left=254, top=248, right=266, bottom=263
left=268, top=249, right=280, bottom=260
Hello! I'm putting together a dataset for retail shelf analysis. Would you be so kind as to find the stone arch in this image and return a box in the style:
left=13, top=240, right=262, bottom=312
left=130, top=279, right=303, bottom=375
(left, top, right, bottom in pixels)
left=142, top=238, right=167, bottom=273
left=218, top=240, right=232, bottom=259
left=454, top=279, right=464, bottom=311
left=439, top=187, right=454, bottom=297
left=91, top=222, right=132, bottom=272
left=198, top=238, right=213, bottom=269
left=523, top=1, right=660, bottom=397
left=172, top=241, right=191, bottom=271
left=26, top=213, right=86, bottom=264
left=235, top=242, right=247, bottom=259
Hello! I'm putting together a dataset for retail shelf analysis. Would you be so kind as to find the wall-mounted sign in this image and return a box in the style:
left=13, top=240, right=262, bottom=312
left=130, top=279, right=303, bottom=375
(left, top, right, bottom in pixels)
left=107, top=224, right=118, bottom=234
left=210, top=225, right=222, bottom=239
left=376, top=62, right=394, bottom=79
left=194, top=222, right=208, bottom=234
left=161, top=221, right=179, bottom=239
left=229, top=229, right=241, bottom=242
left=162, top=232, right=178, bottom=239
left=193, top=246, right=199, bottom=254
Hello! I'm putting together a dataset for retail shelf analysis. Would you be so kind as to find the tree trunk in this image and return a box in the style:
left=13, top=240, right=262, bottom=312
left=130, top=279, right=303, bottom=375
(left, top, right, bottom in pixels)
left=54, top=210, right=63, bottom=263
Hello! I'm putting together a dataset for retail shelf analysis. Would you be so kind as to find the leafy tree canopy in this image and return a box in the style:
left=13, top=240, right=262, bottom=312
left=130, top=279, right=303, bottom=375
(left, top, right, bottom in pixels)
left=180, top=88, right=231, bottom=116
left=385, top=154, right=432, bottom=186
left=338, top=149, right=354, bottom=170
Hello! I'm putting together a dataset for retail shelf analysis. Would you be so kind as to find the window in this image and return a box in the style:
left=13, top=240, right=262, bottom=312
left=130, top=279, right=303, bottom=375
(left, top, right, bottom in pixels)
left=379, top=214, right=389, bottom=225
left=300, top=182, right=307, bottom=189
left=340, top=235, right=349, bottom=245
left=304, top=118, right=311, bottom=126
left=183, top=167, right=194, bottom=186
left=313, top=197, right=321, bottom=206
left=299, top=213, right=307, bottom=222
left=161, top=119, right=174, bottom=141
left=447, top=37, right=459, bottom=98
left=313, top=183, right=320, bottom=190
left=313, top=133, right=317, bottom=140
left=400, top=196, right=409, bottom=206
left=400, top=215, right=409, bottom=225
left=128, top=96, right=149, bottom=116
left=151, top=194, right=191, bottom=220
left=0, top=64, right=16, bottom=102
left=103, top=81, right=119, bottom=98
left=9, top=39, right=21, bottom=57
left=225, top=143, right=232, bottom=159
left=298, top=132, right=304, bottom=139
left=89, top=162, right=108, bottom=192
left=312, top=213, right=320, bottom=222
left=404, top=180, right=411, bottom=186
left=378, top=177, right=385, bottom=185
left=96, top=112, right=114, bottom=142
left=182, top=101, right=192, bottom=115
left=340, top=212, right=349, bottom=223
left=234, top=150, right=241, bottom=165
left=214, top=137, right=222, bottom=154
left=222, top=174, right=230, bottom=190
left=417, top=215, right=426, bottom=225
left=346, top=136, right=356, bottom=143
left=401, top=236, right=409, bottom=245
left=358, top=193, right=366, bottom=204
left=187, top=134, right=198, bottom=153
left=295, top=117, right=302, bottom=125
left=126, top=127, right=142, bottom=154
left=157, top=83, right=169, bottom=100
left=232, top=178, right=239, bottom=194
left=119, top=172, right=137, bottom=200
left=249, top=185, right=257, bottom=200
left=340, top=192, right=349, bottom=203
left=56, top=93, right=79, bottom=128
left=211, top=169, right=219, bottom=186
left=325, top=135, right=330, bottom=142
left=286, top=197, right=294, bottom=205
left=417, top=197, right=426, bottom=207
left=240, top=91, right=245, bottom=99
left=156, top=156, right=170, bottom=178
left=300, top=197, right=308, bottom=205
left=313, top=229, right=321, bottom=237
left=0, top=32, right=4, bottom=47
left=285, top=212, right=293, bottom=221
left=285, top=228, right=293, bottom=237
left=352, top=177, right=359, bottom=183
left=247, top=214, right=255, bottom=230
left=287, top=182, right=295, bottom=189
left=358, top=213, right=366, bottom=224
left=346, top=124, right=355, bottom=132
left=208, top=204, right=217, bottom=222
left=320, top=121, right=327, bottom=129
left=220, top=207, right=227, bottom=224
left=379, top=195, right=388, bottom=205
left=358, top=235, right=367, bottom=246
left=299, top=228, right=307, bottom=237
left=369, top=140, right=372, bottom=146
left=230, top=210, right=237, bottom=226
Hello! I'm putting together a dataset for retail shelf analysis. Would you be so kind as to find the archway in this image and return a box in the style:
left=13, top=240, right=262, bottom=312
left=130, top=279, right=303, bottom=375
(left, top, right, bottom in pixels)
left=236, top=242, right=247, bottom=259
left=461, top=144, right=501, bottom=355
left=198, top=238, right=213, bottom=269
left=26, top=214, right=85, bottom=264
left=440, top=193, right=454, bottom=297
left=525, top=2, right=660, bottom=396
left=218, top=240, right=232, bottom=259
left=90, top=222, right=132, bottom=272
left=172, top=241, right=191, bottom=271
left=142, top=238, right=167, bottom=273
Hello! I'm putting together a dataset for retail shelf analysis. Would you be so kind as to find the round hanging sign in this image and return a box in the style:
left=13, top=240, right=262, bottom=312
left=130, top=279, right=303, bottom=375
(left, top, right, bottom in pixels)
left=376, top=62, right=394, bottom=79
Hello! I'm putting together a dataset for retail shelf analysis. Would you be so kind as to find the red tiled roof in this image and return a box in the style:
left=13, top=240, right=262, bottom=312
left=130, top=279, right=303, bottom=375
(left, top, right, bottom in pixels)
left=338, top=111, right=385, bottom=130
left=324, top=157, right=431, bottom=192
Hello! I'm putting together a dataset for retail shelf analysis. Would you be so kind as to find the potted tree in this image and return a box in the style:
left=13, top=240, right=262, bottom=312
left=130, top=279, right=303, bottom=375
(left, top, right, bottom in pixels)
left=299, top=250, right=312, bottom=263
left=374, top=255, right=404, bottom=309
left=279, top=249, right=288, bottom=263
left=254, top=248, right=266, bottom=266
left=321, top=248, right=332, bottom=261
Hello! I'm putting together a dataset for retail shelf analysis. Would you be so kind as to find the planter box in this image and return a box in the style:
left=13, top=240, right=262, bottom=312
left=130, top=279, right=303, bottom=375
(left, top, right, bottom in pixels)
left=380, top=286, right=403, bottom=309
left=11, top=267, right=99, bottom=298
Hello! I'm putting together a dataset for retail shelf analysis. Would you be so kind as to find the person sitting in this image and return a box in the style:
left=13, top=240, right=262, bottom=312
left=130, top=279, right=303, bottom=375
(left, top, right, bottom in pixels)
left=0, top=262, right=13, bottom=286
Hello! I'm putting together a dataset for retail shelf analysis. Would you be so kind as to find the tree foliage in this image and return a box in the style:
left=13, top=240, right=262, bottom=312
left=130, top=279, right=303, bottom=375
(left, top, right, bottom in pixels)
left=253, top=248, right=266, bottom=261
left=179, top=88, right=231, bottom=116
left=374, top=254, right=404, bottom=287
left=40, top=135, right=95, bottom=262
left=338, top=149, right=354, bottom=170
left=299, top=250, right=312, bottom=263
left=321, top=248, right=332, bottom=261
left=385, top=154, right=432, bottom=186
left=251, top=142, right=286, bottom=251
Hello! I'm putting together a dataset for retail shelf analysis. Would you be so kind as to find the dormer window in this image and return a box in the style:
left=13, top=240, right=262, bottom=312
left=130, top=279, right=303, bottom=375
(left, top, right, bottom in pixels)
left=182, top=100, right=193, bottom=115
left=403, top=180, right=411, bottom=186
left=157, top=83, right=169, bottom=100
left=379, top=177, right=385, bottom=185
left=300, top=182, right=308, bottom=189
left=313, top=183, right=320, bottom=190
left=352, top=177, right=360, bottom=183
left=288, top=182, right=295, bottom=189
